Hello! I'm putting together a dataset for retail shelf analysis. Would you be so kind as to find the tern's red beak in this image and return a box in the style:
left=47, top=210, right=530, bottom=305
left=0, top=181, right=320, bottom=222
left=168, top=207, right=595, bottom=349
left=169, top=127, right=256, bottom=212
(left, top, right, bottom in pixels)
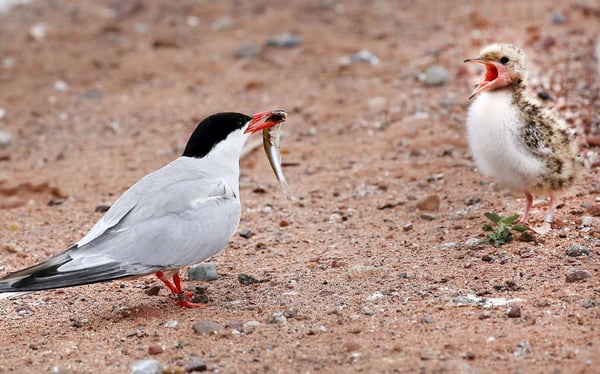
left=245, top=110, right=288, bottom=134
left=464, top=58, right=506, bottom=100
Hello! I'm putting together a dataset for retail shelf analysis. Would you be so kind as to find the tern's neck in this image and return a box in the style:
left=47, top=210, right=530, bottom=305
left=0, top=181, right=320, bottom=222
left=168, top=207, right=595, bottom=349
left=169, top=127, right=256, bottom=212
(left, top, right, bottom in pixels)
left=202, top=129, right=251, bottom=170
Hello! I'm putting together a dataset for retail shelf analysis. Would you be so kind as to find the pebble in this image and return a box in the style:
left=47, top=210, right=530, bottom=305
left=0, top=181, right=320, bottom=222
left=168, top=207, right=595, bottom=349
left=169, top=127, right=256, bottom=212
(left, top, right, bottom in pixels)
left=581, top=216, right=593, bottom=227
left=130, top=359, right=163, bottom=374
left=419, top=213, right=437, bottom=221
left=439, top=242, right=457, bottom=250
left=343, top=340, right=360, bottom=352
left=29, top=23, right=47, bottom=41
left=416, top=194, right=440, bottom=211
left=145, top=285, right=161, bottom=296
left=82, top=89, right=102, bottom=100
left=164, top=320, right=178, bottom=328
left=507, top=305, right=521, bottom=318
left=238, top=273, right=260, bottom=285
left=0, top=130, right=11, bottom=148
left=239, top=228, right=252, bottom=238
left=368, top=96, right=387, bottom=112
left=420, top=65, right=450, bottom=86
left=266, top=311, right=287, bottom=324
left=566, top=245, right=590, bottom=257
left=265, top=33, right=302, bottom=48
left=148, top=343, right=164, bottom=355
left=53, top=80, right=69, bottom=92
left=242, top=320, right=260, bottom=333
left=565, top=270, right=591, bottom=283
left=367, top=291, right=384, bottom=301
left=187, top=263, right=218, bottom=281
left=420, top=350, right=438, bottom=360
left=349, top=50, right=379, bottom=65
left=0, top=107, right=5, bottom=119
left=465, top=238, right=485, bottom=247
left=552, top=11, right=566, bottom=25
left=234, top=43, right=260, bottom=59
left=192, top=321, right=221, bottom=335
left=47, top=198, right=65, bottom=206
left=513, top=341, right=532, bottom=356
left=185, top=359, right=207, bottom=372
left=95, top=204, right=111, bottom=213
left=420, top=316, right=434, bottom=324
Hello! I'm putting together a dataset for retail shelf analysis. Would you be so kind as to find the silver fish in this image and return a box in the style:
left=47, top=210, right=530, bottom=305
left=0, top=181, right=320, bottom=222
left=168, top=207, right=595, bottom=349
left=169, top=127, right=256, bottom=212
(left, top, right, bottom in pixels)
left=263, top=110, right=292, bottom=199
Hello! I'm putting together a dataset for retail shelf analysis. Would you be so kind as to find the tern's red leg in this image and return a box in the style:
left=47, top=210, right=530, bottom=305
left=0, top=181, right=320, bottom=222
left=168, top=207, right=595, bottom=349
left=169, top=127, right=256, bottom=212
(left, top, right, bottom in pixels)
left=155, top=271, right=178, bottom=294
left=519, top=192, right=534, bottom=224
left=172, top=272, right=204, bottom=308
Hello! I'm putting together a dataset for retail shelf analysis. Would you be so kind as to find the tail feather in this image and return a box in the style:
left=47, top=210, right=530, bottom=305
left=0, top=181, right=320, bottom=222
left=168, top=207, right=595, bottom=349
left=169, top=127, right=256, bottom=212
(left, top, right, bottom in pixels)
left=0, top=252, right=134, bottom=293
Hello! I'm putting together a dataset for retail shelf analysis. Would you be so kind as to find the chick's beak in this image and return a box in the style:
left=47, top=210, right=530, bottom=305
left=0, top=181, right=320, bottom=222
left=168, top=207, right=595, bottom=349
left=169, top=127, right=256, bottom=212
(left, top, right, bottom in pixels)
left=464, top=57, right=502, bottom=100
left=245, top=110, right=288, bottom=134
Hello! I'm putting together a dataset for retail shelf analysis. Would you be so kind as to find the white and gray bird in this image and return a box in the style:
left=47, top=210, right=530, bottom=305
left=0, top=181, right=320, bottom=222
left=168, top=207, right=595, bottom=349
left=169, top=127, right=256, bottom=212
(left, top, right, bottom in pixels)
left=0, top=110, right=287, bottom=307
left=464, top=43, right=579, bottom=234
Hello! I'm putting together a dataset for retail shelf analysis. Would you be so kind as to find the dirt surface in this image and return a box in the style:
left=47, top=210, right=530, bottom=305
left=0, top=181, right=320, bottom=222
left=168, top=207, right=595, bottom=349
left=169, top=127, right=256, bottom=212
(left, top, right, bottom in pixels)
left=0, top=1, right=599, bottom=373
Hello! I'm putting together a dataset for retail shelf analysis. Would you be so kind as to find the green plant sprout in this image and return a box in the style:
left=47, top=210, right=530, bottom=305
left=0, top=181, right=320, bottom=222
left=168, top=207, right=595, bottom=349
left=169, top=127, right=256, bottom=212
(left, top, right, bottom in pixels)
left=482, top=212, right=528, bottom=246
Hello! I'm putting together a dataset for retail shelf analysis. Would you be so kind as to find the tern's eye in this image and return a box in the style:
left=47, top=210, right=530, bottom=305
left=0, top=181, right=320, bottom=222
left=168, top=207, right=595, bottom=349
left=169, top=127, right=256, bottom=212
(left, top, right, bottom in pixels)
left=500, top=56, right=509, bottom=64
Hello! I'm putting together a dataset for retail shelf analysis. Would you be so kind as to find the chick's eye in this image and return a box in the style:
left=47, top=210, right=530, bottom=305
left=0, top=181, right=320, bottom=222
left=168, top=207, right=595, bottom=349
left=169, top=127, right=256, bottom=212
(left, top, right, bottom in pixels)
left=500, top=56, right=509, bottom=64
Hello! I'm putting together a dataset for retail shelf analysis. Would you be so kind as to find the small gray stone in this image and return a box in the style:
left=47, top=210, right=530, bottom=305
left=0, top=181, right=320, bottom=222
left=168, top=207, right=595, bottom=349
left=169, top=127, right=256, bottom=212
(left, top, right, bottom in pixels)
left=239, top=228, right=252, bottom=239
left=465, top=238, right=485, bottom=247
left=420, top=350, right=438, bottom=360
left=421, top=66, right=450, bottom=86
left=242, top=320, right=260, bottom=333
left=266, top=311, right=287, bottom=324
left=439, top=242, right=457, bottom=250
left=0, top=130, right=11, bottom=148
left=566, top=245, right=590, bottom=257
left=419, top=213, right=437, bottom=221
left=266, top=33, right=301, bottom=48
left=238, top=273, right=260, bottom=285
left=82, top=89, right=102, bottom=100
left=349, top=50, right=379, bottom=65
left=193, top=321, right=221, bottom=335
left=513, top=341, right=531, bottom=356
left=188, top=263, right=218, bottom=281
left=552, top=11, right=566, bottom=25
left=581, top=216, right=593, bottom=227
left=130, top=359, right=163, bottom=374
left=234, top=43, right=259, bottom=59
left=185, top=359, right=207, bottom=372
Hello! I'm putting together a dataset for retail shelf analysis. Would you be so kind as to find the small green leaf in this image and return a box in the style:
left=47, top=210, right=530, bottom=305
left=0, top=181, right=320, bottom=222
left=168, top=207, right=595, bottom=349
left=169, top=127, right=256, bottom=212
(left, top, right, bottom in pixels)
left=500, top=214, right=519, bottom=225
left=484, top=212, right=502, bottom=224
left=512, top=224, right=528, bottom=233
left=482, top=224, right=493, bottom=231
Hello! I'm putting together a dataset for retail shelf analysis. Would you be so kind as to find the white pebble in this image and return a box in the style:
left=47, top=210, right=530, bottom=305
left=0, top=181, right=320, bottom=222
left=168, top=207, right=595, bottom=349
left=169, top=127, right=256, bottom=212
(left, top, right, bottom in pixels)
left=53, top=80, right=68, bottom=92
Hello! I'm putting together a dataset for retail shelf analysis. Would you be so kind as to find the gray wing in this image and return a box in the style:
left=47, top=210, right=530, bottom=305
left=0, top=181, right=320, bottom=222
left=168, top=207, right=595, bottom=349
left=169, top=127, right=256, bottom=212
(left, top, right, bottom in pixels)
left=0, top=158, right=241, bottom=292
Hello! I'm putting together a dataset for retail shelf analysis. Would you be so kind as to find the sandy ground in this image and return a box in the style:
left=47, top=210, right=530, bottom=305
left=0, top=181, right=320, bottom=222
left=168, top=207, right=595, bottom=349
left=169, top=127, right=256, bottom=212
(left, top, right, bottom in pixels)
left=0, top=0, right=599, bottom=373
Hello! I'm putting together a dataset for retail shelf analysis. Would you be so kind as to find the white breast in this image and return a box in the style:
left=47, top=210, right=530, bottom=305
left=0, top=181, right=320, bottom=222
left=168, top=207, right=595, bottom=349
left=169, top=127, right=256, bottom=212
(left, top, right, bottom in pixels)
left=465, top=91, right=546, bottom=192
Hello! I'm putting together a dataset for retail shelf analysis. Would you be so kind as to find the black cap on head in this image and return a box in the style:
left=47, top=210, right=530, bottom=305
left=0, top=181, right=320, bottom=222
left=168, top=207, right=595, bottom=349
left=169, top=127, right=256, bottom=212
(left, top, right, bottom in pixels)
left=182, top=112, right=251, bottom=158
